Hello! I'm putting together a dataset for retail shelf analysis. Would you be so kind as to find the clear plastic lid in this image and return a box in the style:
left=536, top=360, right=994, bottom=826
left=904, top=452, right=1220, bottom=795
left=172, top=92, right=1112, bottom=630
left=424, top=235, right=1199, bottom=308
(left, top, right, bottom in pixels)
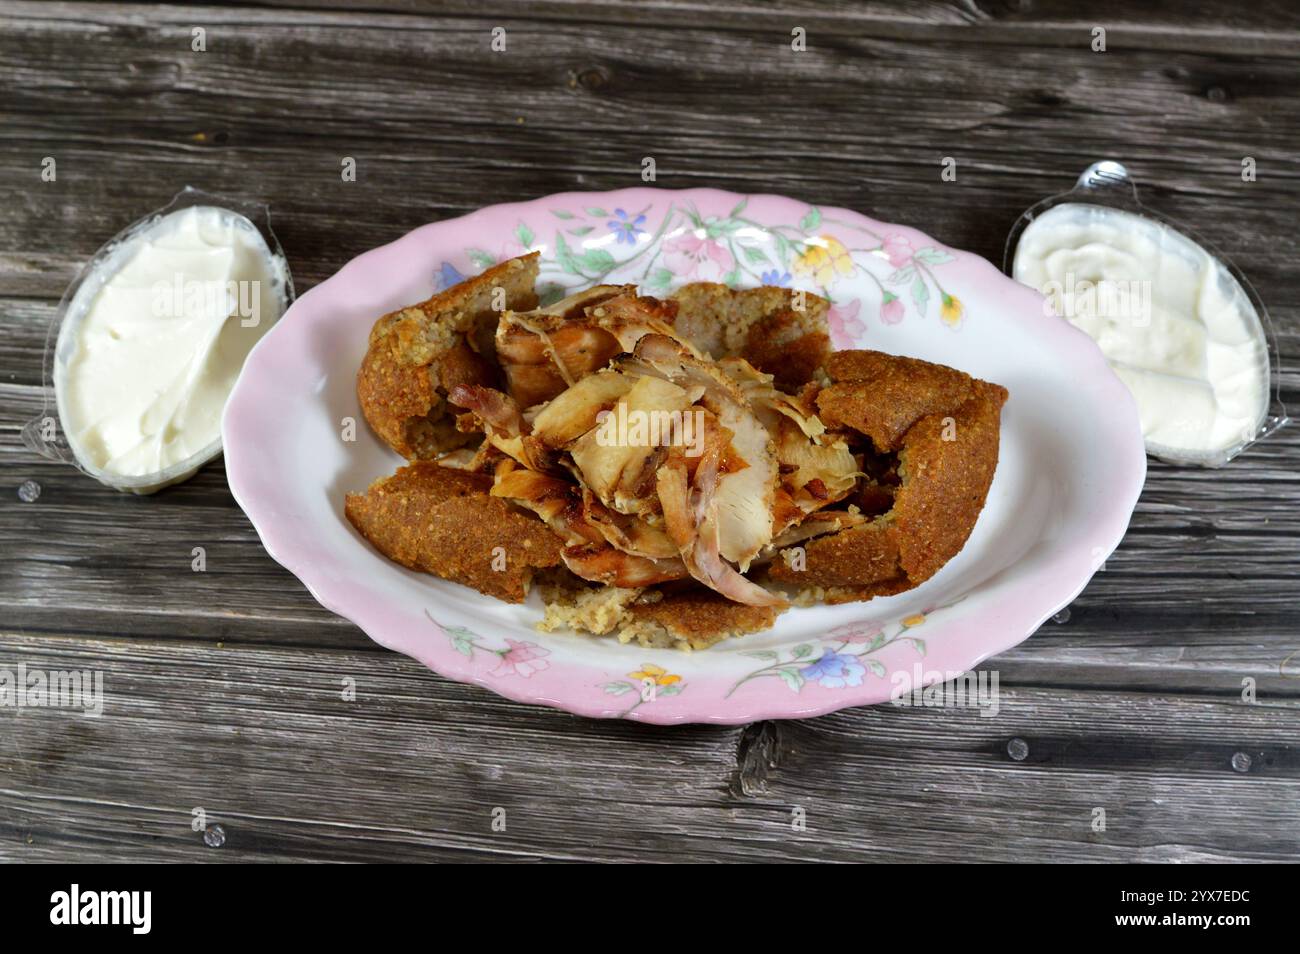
left=1005, top=161, right=1287, bottom=467
left=21, top=187, right=294, bottom=493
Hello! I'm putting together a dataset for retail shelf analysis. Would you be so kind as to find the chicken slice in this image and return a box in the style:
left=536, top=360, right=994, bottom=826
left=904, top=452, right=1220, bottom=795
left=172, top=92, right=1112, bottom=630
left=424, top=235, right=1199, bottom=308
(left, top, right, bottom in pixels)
left=495, top=288, right=699, bottom=408
left=568, top=374, right=699, bottom=516
left=656, top=461, right=787, bottom=608
left=719, top=356, right=858, bottom=531
left=447, top=384, right=559, bottom=473
left=530, top=371, right=635, bottom=449
left=492, top=468, right=679, bottom=562
left=490, top=469, right=603, bottom=546
left=622, top=334, right=777, bottom=570
left=560, top=544, right=689, bottom=587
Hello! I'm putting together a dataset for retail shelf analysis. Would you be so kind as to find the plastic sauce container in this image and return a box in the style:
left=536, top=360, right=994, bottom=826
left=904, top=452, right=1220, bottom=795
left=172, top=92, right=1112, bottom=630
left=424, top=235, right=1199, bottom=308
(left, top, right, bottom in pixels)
left=1005, top=161, right=1287, bottom=467
left=24, top=188, right=293, bottom=493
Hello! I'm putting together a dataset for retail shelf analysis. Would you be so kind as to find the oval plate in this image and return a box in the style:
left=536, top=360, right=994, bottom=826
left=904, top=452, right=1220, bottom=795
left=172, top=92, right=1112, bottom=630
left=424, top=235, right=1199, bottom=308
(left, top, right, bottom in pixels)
left=223, top=188, right=1145, bottom=725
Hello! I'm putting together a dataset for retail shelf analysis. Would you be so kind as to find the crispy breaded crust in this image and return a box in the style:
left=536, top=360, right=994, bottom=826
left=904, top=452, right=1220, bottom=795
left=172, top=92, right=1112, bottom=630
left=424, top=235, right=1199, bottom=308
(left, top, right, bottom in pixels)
left=627, top=585, right=784, bottom=650
left=740, top=308, right=832, bottom=393
left=356, top=338, right=440, bottom=455
left=344, top=461, right=562, bottom=603
left=816, top=349, right=976, bottom=451
left=790, top=577, right=914, bottom=606
left=821, top=578, right=915, bottom=605
left=768, top=516, right=904, bottom=589
left=671, top=283, right=831, bottom=389
left=769, top=352, right=1007, bottom=601
left=893, top=379, right=1007, bottom=584
left=357, top=253, right=539, bottom=459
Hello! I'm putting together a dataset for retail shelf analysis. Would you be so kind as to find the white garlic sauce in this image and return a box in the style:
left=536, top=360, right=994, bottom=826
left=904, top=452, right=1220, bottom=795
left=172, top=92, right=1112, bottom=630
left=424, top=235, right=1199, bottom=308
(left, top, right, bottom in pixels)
left=56, top=206, right=288, bottom=485
left=1013, top=202, right=1268, bottom=464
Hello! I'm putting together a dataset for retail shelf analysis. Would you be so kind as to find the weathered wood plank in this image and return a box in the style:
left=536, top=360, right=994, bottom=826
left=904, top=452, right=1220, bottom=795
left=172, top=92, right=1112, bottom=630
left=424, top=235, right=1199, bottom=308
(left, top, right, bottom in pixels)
left=1, top=632, right=1297, bottom=862
left=2, top=3, right=1299, bottom=297
left=2, top=1, right=1299, bottom=862
left=65, top=0, right=1300, bottom=56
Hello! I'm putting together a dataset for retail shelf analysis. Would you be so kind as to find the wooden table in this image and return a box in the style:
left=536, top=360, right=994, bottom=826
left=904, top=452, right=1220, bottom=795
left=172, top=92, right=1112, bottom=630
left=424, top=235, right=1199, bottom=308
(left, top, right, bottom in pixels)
left=3, top=1, right=1298, bottom=863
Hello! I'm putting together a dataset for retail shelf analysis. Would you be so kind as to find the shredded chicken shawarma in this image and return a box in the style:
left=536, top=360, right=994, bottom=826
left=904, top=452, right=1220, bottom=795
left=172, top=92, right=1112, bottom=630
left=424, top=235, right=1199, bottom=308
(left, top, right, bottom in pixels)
left=351, top=254, right=1007, bottom=648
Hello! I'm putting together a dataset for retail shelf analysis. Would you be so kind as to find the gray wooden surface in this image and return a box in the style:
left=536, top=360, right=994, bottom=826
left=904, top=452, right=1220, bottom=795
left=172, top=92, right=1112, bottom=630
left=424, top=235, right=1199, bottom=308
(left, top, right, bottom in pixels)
left=2, top=0, right=1298, bottom=863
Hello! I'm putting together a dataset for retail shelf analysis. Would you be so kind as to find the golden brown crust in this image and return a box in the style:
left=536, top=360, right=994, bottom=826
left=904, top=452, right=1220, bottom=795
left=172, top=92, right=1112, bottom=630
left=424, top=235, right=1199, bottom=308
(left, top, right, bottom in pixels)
left=816, top=349, right=976, bottom=452
left=741, top=309, right=832, bottom=393
left=344, top=461, right=563, bottom=603
left=357, top=253, right=539, bottom=459
left=768, top=351, right=1007, bottom=601
left=892, top=379, right=1007, bottom=584
left=627, top=585, right=784, bottom=650
left=671, top=283, right=831, bottom=389
left=356, top=335, right=441, bottom=456
left=768, top=516, right=904, bottom=589
left=819, top=578, right=915, bottom=605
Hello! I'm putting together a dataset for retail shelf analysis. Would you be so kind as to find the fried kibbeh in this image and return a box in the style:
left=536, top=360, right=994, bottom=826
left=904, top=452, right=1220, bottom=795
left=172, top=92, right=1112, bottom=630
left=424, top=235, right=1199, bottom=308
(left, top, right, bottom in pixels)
left=536, top=580, right=783, bottom=650
left=344, top=460, right=562, bottom=603
left=767, top=352, right=1007, bottom=603
left=671, top=283, right=831, bottom=390
left=891, top=379, right=1007, bottom=582
left=815, top=348, right=977, bottom=452
left=347, top=255, right=1007, bottom=646
left=625, top=584, right=784, bottom=650
left=357, top=253, right=539, bottom=459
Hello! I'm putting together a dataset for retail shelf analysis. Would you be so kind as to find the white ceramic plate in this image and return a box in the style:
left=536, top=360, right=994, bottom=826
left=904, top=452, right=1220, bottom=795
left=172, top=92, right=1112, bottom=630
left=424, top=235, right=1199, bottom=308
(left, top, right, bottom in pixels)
left=223, top=187, right=1146, bottom=724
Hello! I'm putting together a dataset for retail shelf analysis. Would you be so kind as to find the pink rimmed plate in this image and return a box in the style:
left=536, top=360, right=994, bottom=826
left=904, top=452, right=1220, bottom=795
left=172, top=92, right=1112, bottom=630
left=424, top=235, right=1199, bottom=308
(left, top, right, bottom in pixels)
left=222, top=188, right=1145, bottom=725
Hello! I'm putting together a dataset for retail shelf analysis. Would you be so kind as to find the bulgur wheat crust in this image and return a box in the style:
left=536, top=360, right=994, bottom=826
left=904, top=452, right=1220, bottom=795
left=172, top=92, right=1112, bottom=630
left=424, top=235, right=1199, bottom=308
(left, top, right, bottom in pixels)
left=815, top=348, right=977, bottom=452
left=768, top=352, right=1007, bottom=602
left=344, top=461, right=562, bottom=603
left=626, top=585, right=784, bottom=650
left=671, top=283, right=831, bottom=390
left=357, top=253, right=539, bottom=459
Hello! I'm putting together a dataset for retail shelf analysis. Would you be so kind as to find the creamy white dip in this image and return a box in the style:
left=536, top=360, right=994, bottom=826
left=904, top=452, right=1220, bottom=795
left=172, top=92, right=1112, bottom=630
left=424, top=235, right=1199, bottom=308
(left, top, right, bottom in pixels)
left=57, top=206, right=288, bottom=484
left=1013, top=202, right=1269, bottom=464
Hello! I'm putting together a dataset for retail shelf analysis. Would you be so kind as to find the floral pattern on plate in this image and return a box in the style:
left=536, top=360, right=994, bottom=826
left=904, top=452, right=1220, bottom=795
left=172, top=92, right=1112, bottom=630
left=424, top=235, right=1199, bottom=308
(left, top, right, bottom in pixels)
left=728, top=608, right=938, bottom=697
left=427, top=611, right=551, bottom=679
left=434, top=198, right=966, bottom=343
left=601, top=664, right=686, bottom=719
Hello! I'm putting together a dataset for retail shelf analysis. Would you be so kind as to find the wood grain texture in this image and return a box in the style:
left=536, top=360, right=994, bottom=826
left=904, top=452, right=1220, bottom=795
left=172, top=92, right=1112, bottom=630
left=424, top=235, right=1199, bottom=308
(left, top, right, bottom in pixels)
left=3, top=633, right=1297, bottom=863
left=2, top=0, right=1299, bottom=862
